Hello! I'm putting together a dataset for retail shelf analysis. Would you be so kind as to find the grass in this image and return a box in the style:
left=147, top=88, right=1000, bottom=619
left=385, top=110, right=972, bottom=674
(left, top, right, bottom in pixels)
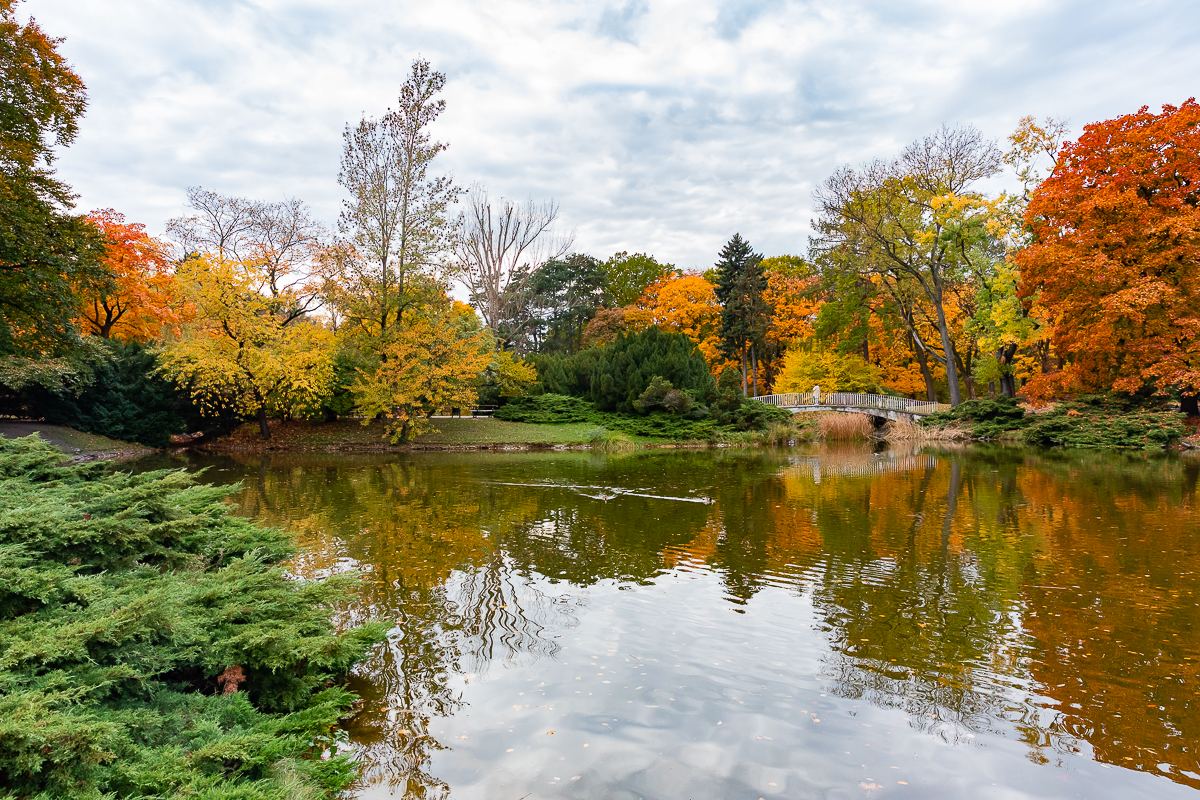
left=0, top=420, right=145, bottom=457
left=817, top=412, right=875, bottom=441
left=876, top=417, right=972, bottom=442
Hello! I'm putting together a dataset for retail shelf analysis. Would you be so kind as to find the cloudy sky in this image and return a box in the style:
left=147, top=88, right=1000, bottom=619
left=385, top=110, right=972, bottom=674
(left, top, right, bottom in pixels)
left=29, top=0, right=1200, bottom=270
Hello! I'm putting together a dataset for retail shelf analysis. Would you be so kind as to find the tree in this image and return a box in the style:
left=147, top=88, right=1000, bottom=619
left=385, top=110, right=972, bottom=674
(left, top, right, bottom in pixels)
left=1016, top=100, right=1200, bottom=413
left=159, top=256, right=336, bottom=439
left=773, top=347, right=882, bottom=394
left=451, top=184, right=569, bottom=348
left=352, top=299, right=491, bottom=443
left=528, top=253, right=606, bottom=353
left=812, top=125, right=1003, bottom=405
left=714, top=234, right=772, bottom=395
left=602, top=251, right=670, bottom=306
left=0, top=1, right=108, bottom=361
left=337, top=58, right=458, bottom=341
left=626, top=272, right=730, bottom=372
left=78, top=209, right=179, bottom=340
left=168, top=187, right=326, bottom=323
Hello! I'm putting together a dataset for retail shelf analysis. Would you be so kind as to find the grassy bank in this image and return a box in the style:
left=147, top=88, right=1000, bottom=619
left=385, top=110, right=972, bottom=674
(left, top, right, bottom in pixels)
left=0, top=420, right=152, bottom=461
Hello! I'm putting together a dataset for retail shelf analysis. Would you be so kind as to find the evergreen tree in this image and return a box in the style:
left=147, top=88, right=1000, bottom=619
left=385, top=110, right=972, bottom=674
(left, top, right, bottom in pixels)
left=714, top=234, right=772, bottom=395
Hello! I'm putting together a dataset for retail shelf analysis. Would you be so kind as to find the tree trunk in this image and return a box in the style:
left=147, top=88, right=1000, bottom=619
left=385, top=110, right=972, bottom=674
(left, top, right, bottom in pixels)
left=752, top=345, right=759, bottom=396
left=933, top=299, right=962, bottom=406
left=740, top=344, right=748, bottom=396
left=913, top=336, right=937, bottom=402
left=257, top=406, right=271, bottom=440
left=1000, top=373, right=1017, bottom=399
left=1182, top=391, right=1199, bottom=417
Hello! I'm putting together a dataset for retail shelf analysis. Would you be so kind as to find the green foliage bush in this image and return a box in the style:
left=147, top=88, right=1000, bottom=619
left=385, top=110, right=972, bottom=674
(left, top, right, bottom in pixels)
left=533, top=328, right=715, bottom=413
left=10, top=341, right=201, bottom=447
left=924, top=394, right=1186, bottom=449
left=0, top=436, right=387, bottom=799
left=1023, top=397, right=1187, bottom=450
left=924, top=397, right=1027, bottom=440
left=495, top=393, right=595, bottom=424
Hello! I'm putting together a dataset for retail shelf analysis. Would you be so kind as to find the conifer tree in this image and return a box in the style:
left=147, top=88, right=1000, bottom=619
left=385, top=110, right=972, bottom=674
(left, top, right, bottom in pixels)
left=714, top=234, right=771, bottom=395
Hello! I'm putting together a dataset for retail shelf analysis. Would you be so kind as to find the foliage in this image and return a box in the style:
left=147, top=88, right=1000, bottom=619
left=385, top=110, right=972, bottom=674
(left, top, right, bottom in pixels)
left=19, top=339, right=198, bottom=446
left=1023, top=398, right=1187, bottom=450
left=336, top=59, right=457, bottom=340
left=0, top=435, right=387, bottom=799
left=602, top=251, right=671, bottom=307
left=589, top=327, right=715, bottom=413
left=773, top=347, right=882, bottom=393
left=78, top=208, right=180, bottom=340
left=494, top=393, right=595, bottom=424
left=1017, top=99, right=1200, bottom=403
left=0, top=1, right=108, bottom=358
left=352, top=300, right=490, bottom=443
left=632, top=375, right=697, bottom=415
left=474, top=348, right=538, bottom=405
left=528, top=253, right=606, bottom=353
left=923, top=397, right=1027, bottom=440
left=581, top=306, right=628, bottom=349
left=159, top=256, right=336, bottom=438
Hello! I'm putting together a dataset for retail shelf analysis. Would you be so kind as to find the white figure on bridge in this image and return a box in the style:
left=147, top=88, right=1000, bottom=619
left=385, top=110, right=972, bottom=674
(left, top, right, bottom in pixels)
left=812, top=385, right=821, bottom=405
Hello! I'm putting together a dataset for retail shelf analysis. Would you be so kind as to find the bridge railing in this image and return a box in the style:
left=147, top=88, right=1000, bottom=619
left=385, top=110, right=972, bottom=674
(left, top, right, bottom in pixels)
left=752, top=392, right=951, bottom=416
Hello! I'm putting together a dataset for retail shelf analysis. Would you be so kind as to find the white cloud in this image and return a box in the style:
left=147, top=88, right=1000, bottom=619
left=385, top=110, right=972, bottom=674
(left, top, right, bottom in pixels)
left=30, top=0, right=1200, bottom=270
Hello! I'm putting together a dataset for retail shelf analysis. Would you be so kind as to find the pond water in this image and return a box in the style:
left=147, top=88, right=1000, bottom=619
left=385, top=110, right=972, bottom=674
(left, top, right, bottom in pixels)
left=150, top=445, right=1200, bottom=799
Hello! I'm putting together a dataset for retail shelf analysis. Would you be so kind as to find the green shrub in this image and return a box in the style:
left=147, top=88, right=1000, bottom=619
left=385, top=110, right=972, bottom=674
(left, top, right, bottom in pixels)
left=1024, top=405, right=1187, bottom=449
left=495, top=393, right=594, bottom=424
left=533, top=328, right=715, bottom=413
left=0, top=436, right=387, bottom=798
left=923, top=397, right=1027, bottom=440
left=17, top=340, right=201, bottom=447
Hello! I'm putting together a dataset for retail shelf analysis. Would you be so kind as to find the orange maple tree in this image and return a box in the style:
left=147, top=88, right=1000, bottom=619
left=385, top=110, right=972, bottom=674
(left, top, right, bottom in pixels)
left=78, top=209, right=181, bottom=340
left=1017, top=100, right=1200, bottom=404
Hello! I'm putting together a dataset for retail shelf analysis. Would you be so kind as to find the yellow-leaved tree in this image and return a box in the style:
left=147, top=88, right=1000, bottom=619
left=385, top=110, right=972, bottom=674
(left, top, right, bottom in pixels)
left=773, top=347, right=882, bottom=394
left=160, top=256, right=336, bottom=438
left=352, top=299, right=491, bottom=443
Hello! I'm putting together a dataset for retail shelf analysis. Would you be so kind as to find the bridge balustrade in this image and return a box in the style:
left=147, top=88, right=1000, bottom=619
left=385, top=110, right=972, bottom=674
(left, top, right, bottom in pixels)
left=752, top=392, right=951, bottom=416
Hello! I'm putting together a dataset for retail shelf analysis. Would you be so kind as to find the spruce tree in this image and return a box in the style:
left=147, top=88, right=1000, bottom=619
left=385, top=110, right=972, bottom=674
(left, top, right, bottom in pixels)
left=713, top=235, right=772, bottom=395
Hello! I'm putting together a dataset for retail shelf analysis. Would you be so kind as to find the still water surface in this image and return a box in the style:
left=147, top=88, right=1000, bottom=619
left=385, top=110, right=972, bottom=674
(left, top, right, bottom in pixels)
left=157, top=445, right=1200, bottom=799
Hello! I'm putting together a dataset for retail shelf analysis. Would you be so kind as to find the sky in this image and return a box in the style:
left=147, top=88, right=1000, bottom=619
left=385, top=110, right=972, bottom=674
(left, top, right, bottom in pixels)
left=28, top=0, right=1200, bottom=271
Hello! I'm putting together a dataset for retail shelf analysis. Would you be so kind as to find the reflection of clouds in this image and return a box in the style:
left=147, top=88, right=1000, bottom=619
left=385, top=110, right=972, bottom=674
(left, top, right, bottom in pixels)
left=449, top=553, right=584, bottom=676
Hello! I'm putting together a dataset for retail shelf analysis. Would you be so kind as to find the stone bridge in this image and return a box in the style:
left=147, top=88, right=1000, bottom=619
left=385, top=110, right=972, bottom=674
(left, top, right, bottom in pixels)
left=752, top=390, right=951, bottom=422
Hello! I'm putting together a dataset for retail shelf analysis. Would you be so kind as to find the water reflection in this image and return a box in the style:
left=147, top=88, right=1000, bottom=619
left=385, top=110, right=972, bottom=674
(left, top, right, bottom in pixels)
left=155, top=445, right=1200, bottom=797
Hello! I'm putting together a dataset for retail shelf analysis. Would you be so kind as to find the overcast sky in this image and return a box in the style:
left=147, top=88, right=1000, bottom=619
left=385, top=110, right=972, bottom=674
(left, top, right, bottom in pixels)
left=29, top=0, right=1200, bottom=270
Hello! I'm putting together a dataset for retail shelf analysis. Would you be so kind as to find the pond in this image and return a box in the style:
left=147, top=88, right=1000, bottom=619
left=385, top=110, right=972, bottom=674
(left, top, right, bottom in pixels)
left=147, top=444, right=1200, bottom=799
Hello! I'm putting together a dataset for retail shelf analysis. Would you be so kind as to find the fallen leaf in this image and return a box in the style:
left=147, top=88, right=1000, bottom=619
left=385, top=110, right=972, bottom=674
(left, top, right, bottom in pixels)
left=860, top=782, right=882, bottom=790
left=547, top=730, right=555, bottom=735
left=571, top=776, right=581, bottom=781
left=506, top=748, right=514, bottom=752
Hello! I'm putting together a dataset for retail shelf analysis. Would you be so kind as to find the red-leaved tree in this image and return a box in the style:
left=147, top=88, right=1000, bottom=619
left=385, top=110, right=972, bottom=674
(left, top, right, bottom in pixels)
left=1017, top=100, right=1200, bottom=412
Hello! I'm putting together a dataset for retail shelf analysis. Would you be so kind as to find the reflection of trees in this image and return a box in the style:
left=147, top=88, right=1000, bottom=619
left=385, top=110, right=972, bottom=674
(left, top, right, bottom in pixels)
left=450, top=552, right=581, bottom=676
left=768, top=446, right=1200, bottom=787
left=184, top=445, right=1200, bottom=792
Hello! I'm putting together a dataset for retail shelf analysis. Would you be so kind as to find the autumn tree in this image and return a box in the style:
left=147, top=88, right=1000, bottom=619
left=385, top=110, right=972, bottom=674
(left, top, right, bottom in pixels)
left=451, top=184, right=569, bottom=349
left=626, top=272, right=729, bottom=371
left=0, top=0, right=107, bottom=362
left=160, top=256, right=335, bottom=439
left=168, top=187, right=326, bottom=323
left=1017, top=100, right=1200, bottom=413
left=352, top=299, right=490, bottom=443
left=77, top=209, right=179, bottom=340
left=813, top=126, right=1004, bottom=405
left=338, top=59, right=458, bottom=343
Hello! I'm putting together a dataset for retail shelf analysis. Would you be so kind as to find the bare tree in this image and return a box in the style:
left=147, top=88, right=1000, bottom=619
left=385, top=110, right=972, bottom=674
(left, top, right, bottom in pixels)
left=167, top=188, right=326, bottom=323
left=451, top=184, right=571, bottom=348
left=337, top=58, right=458, bottom=341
